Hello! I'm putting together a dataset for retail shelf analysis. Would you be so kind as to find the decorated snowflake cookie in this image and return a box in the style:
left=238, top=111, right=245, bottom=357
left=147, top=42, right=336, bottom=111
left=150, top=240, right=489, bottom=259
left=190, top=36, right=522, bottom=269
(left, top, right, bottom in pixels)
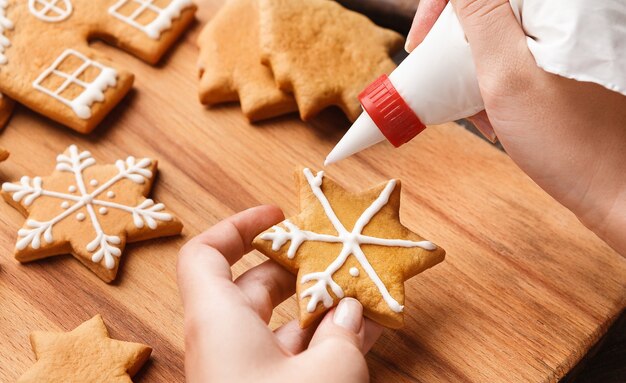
left=18, top=315, right=151, bottom=382
left=1, top=145, right=182, bottom=282
left=0, top=0, right=196, bottom=133
left=253, top=168, right=445, bottom=328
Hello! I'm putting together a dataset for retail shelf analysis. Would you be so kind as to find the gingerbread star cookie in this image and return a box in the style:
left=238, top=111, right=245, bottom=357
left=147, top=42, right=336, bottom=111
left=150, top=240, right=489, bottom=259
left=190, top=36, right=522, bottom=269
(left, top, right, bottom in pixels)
left=1, top=144, right=183, bottom=282
left=18, top=315, right=151, bottom=383
left=253, top=168, right=445, bottom=329
left=0, top=0, right=196, bottom=133
left=0, top=92, right=14, bottom=129
left=259, top=0, right=404, bottom=122
left=197, top=0, right=297, bottom=122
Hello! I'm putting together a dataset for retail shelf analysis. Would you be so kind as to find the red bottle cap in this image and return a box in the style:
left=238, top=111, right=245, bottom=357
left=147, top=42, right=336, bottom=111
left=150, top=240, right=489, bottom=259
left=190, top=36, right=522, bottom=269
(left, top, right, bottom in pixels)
left=358, top=74, right=426, bottom=147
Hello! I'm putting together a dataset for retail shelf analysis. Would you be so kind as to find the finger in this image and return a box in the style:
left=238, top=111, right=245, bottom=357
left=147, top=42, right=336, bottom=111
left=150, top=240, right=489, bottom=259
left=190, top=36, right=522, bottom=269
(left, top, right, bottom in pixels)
left=234, top=260, right=296, bottom=323
left=177, top=204, right=284, bottom=321
left=450, top=0, right=534, bottom=82
left=406, top=0, right=448, bottom=52
left=362, top=318, right=384, bottom=353
left=467, top=110, right=497, bottom=143
left=274, top=319, right=318, bottom=355
left=297, top=299, right=370, bottom=381
left=185, top=205, right=284, bottom=267
left=308, top=298, right=365, bottom=352
left=177, top=206, right=288, bottom=374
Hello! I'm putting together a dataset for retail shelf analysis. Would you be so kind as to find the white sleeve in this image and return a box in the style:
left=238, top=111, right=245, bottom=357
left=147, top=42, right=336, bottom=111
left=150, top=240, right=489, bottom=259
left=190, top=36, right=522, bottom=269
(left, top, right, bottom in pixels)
left=515, top=0, right=626, bottom=96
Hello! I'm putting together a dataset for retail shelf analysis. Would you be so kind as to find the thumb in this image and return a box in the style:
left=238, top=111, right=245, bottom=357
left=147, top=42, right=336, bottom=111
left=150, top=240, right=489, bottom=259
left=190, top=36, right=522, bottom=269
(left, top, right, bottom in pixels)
left=297, top=299, right=370, bottom=382
left=308, top=298, right=365, bottom=352
left=451, top=0, right=535, bottom=86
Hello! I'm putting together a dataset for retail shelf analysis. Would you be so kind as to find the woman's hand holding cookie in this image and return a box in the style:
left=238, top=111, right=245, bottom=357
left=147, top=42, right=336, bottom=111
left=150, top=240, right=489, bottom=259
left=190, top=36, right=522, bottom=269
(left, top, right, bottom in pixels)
left=407, top=0, right=626, bottom=256
left=177, top=205, right=383, bottom=383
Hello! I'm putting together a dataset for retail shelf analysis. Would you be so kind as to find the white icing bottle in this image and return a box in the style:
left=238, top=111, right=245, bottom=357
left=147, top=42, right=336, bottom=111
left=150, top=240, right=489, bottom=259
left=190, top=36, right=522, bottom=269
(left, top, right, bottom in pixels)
left=325, top=0, right=626, bottom=165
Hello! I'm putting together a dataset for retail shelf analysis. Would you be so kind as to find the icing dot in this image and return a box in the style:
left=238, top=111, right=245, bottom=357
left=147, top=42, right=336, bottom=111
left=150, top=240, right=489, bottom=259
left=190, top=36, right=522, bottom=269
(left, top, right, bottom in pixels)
left=68, top=185, right=77, bottom=193
left=349, top=267, right=359, bottom=277
left=107, top=191, right=115, bottom=198
left=76, top=213, right=86, bottom=221
left=90, top=179, right=98, bottom=186
left=99, top=207, right=108, bottom=215
left=61, top=201, right=70, bottom=209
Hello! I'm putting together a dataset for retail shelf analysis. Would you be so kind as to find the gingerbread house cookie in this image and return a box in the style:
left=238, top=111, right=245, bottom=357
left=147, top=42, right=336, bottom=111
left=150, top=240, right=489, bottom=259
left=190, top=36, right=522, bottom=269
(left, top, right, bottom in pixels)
left=0, top=92, right=14, bottom=128
left=0, top=0, right=196, bottom=133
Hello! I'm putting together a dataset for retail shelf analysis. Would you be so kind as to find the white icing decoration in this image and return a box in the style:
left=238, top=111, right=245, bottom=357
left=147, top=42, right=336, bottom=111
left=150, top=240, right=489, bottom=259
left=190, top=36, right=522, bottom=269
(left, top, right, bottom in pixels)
left=261, top=168, right=437, bottom=314
left=1, top=145, right=172, bottom=270
left=107, top=191, right=115, bottom=198
left=32, top=49, right=118, bottom=119
left=61, top=201, right=69, bottom=209
left=90, top=179, right=98, bottom=186
left=99, top=207, right=107, bottom=215
left=0, top=0, right=14, bottom=65
left=108, top=0, right=193, bottom=40
left=28, top=0, right=73, bottom=23
left=68, top=185, right=77, bottom=192
left=349, top=267, right=359, bottom=277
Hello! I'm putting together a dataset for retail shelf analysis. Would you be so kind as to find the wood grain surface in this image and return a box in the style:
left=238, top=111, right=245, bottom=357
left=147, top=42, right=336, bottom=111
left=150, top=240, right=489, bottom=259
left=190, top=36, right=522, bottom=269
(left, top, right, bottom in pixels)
left=0, top=1, right=624, bottom=382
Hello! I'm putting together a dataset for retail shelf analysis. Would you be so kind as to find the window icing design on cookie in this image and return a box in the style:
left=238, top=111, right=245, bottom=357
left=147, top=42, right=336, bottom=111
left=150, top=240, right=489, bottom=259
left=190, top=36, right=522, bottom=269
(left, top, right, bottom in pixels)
left=0, top=0, right=13, bottom=65
left=108, top=0, right=193, bottom=39
left=33, top=49, right=117, bottom=119
left=0, top=0, right=196, bottom=133
left=28, top=0, right=73, bottom=23
left=261, top=169, right=437, bottom=314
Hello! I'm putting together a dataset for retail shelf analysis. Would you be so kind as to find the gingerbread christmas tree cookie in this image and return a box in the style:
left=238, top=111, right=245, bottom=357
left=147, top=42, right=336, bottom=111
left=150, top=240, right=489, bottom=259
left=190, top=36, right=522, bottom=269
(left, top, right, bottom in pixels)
left=0, top=0, right=196, bottom=133
left=253, top=168, right=445, bottom=328
left=259, top=0, right=404, bottom=121
left=197, top=0, right=297, bottom=122
left=18, top=315, right=151, bottom=383
left=1, top=145, right=183, bottom=282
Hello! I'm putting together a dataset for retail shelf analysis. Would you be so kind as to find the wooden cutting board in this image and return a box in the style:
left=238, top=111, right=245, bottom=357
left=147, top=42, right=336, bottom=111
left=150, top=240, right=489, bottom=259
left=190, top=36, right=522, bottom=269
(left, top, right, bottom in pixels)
left=0, top=1, right=624, bottom=382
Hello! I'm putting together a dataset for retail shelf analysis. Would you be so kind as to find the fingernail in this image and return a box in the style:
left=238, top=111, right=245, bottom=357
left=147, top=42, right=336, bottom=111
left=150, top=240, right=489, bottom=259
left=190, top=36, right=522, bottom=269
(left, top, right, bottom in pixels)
left=471, top=118, right=498, bottom=143
left=333, top=298, right=363, bottom=333
left=404, top=38, right=413, bottom=53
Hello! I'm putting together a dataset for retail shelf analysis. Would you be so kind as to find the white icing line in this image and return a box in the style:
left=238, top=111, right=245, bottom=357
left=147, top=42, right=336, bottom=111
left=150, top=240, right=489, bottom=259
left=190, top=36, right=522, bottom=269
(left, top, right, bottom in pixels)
left=108, top=0, right=193, bottom=40
left=0, top=0, right=14, bottom=65
left=261, top=168, right=437, bottom=314
left=32, top=49, right=118, bottom=119
left=1, top=145, right=170, bottom=270
left=28, top=0, right=73, bottom=23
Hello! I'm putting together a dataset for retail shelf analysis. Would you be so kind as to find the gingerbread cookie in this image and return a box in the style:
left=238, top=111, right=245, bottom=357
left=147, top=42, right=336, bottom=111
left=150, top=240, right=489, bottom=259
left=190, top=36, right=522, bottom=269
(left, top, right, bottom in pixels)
left=253, top=168, right=445, bottom=329
left=197, top=0, right=297, bottom=122
left=19, top=315, right=151, bottom=383
left=0, top=0, right=196, bottom=133
left=259, top=0, right=403, bottom=122
left=0, top=92, right=14, bottom=129
left=1, top=144, right=182, bottom=282
left=0, top=145, right=8, bottom=161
